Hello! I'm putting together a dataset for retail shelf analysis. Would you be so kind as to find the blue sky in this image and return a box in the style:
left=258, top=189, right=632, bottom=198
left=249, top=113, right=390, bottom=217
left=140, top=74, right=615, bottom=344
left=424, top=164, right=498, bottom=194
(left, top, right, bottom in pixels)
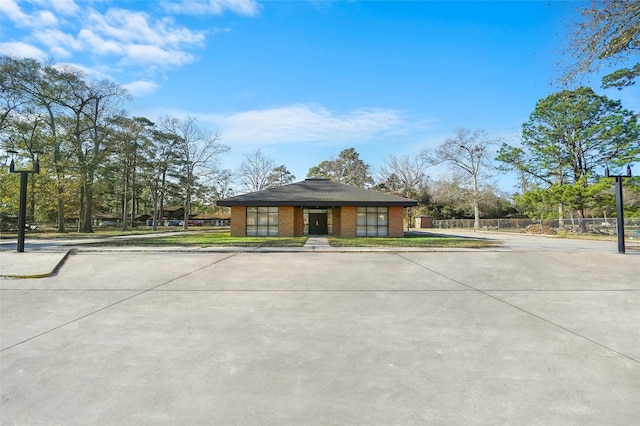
left=1, top=0, right=638, bottom=192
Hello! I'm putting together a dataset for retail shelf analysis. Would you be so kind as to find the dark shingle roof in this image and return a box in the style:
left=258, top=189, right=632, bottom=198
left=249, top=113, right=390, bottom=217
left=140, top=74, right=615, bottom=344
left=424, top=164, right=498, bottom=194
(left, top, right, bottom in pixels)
left=217, top=178, right=418, bottom=207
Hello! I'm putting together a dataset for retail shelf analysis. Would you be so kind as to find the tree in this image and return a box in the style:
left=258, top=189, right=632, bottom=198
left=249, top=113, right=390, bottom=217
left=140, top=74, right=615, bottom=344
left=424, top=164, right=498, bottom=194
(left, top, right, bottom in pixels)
left=57, top=71, right=129, bottom=232
left=209, top=168, right=234, bottom=210
left=428, top=129, right=494, bottom=229
left=0, top=56, right=75, bottom=231
left=564, top=1, right=640, bottom=89
left=236, top=148, right=275, bottom=192
left=158, top=116, right=228, bottom=229
left=144, top=129, right=181, bottom=230
left=497, top=87, right=639, bottom=230
left=426, top=177, right=472, bottom=220
left=307, top=147, right=373, bottom=187
left=377, top=154, right=430, bottom=229
left=265, top=165, right=295, bottom=188
left=110, top=116, right=154, bottom=230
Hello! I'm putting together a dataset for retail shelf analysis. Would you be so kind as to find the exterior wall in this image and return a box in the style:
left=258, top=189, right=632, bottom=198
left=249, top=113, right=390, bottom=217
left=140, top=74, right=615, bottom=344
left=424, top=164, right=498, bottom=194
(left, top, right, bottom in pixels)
left=415, top=216, right=433, bottom=228
left=333, top=207, right=341, bottom=236
left=339, top=206, right=357, bottom=237
left=278, top=206, right=295, bottom=237
left=229, top=206, right=246, bottom=237
left=231, top=204, right=407, bottom=237
left=388, top=206, right=405, bottom=237
left=293, top=207, right=304, bottom=236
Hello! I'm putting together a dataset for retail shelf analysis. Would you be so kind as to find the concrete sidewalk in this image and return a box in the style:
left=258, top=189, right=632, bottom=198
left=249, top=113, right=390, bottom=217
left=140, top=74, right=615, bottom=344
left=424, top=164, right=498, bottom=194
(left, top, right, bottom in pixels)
left=0, top=251, right=71, bottom=278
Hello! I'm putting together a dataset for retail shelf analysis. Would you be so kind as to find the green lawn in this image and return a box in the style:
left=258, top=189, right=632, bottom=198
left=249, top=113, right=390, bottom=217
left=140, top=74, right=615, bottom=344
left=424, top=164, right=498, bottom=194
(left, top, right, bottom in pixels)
left=329, top=234, right=500, bottom=248
left=3, top=228, right=500, bottom=248
left=87, top=232, right=308, bottom=247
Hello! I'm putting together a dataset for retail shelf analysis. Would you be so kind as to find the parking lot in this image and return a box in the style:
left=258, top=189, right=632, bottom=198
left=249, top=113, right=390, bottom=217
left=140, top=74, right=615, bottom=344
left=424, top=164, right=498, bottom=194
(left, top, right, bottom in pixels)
left=1, top=240, right=639, bottom=424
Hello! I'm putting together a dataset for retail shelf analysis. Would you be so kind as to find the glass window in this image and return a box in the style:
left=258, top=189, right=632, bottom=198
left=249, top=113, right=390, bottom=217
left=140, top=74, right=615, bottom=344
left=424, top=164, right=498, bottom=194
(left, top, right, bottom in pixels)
left=356, top=207, right=389, bottom=237
left=246, top=207, right=278, bottom=236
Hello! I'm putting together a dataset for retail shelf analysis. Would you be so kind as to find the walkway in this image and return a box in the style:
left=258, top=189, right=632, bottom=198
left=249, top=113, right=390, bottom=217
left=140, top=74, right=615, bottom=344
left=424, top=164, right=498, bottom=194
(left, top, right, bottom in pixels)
left=303, top=235, right=331, bottom=248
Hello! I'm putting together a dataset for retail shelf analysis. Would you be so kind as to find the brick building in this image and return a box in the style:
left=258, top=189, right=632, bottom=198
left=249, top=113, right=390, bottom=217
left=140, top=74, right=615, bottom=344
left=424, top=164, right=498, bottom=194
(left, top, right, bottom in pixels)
left=217, top=178, right=417, bottom=237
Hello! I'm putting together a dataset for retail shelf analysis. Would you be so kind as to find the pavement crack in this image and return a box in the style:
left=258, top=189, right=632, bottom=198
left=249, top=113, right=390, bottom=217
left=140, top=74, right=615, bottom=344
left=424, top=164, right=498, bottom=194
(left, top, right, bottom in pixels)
left=396, top=253, right=640, bottom=365
left=0, top=253, right=237, bottom=353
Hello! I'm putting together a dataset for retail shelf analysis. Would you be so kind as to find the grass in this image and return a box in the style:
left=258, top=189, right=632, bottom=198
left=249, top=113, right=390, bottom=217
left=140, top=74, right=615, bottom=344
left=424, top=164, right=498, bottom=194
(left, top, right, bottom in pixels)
left=329, top=233, right=501, bottom=248
left=2, top=227, right=499, bottom=248
left=0, top=227, right=202, bottom=239
left=86, top=232, right=308, bottom=247
left=45, top=230, right=498, bottom=249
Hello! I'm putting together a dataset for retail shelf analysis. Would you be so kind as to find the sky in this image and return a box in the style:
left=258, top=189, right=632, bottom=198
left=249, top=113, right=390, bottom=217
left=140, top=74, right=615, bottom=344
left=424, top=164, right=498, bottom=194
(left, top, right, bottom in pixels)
left=1, top=0, right=638, bottom=193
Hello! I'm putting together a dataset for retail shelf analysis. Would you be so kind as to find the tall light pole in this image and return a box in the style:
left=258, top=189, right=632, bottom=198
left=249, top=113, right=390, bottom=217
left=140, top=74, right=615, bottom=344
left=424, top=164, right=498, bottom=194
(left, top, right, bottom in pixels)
left=7, top=149, right=44, bottom=253
left=604, top=163, right=632, bottom=254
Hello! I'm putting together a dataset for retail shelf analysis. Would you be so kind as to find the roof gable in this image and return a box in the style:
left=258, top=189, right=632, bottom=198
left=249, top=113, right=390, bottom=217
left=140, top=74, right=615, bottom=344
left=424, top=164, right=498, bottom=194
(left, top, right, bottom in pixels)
left=217, top=178, right=417, bottom=207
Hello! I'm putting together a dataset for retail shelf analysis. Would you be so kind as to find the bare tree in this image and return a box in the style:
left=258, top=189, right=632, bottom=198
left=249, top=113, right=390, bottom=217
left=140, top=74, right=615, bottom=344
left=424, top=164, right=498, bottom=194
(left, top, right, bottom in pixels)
left=158, top=116, right=228, bottom=229
left=378, top=154, right=430, bottom=230
left=428, top=128, right=495, bottom=229
left=378, top=154, right=429, bottom=199
left=236, top=148, right=275, bottom=192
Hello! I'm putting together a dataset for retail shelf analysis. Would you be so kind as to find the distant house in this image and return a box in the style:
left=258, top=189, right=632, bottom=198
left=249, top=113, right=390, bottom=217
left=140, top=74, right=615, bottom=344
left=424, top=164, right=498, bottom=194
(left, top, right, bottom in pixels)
left=217, top=178, right=417, bottom=237
left=161, top=206, right=185, bottom=220
left=193, top=213, right=231, bottom=227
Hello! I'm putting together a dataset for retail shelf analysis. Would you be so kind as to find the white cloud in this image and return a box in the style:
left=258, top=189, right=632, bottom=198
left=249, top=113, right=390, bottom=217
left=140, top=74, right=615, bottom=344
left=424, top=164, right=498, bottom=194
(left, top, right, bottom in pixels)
left=161, top=0, right=261, bottom=16
left=87, top=8, right=205, bottom=48
left=32, top=29, right=82, bottom=58
left=77, top=8, right=205, bottom=67
left=46, top=0, right=79, bottom=16
left=77, top=29, right=124, bottom=56
left=201, top=104, right=406, bottom=145
left=121, top=44, right=196, bottom=67
left=0, top=42, right=48, bottom=60
left=0, top=0, right=61, bottom=28
left=122, top=80, right=160, bottom=97
left=2, top=2, right=207, bottom=69
left=0, top=0, right=29, bottom=25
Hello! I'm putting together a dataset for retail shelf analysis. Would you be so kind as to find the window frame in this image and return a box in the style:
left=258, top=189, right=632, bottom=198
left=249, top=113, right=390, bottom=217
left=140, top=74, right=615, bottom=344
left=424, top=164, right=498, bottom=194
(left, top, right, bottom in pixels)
left=246, top=206, right=279, bottom=236
left=356, top=207, right=388, bottom=237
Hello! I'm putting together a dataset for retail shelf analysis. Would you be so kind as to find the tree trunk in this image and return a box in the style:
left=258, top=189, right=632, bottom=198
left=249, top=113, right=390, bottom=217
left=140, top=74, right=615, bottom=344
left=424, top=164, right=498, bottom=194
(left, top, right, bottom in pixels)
left=473, top=202, right=480, bottom=229
left=472, top=175, right=480, bottom=229
left=81, top=180, right=93, bottom=233
left=122, top=171, right=128, bottom=231
left=130, top=164, right=136, bottom=228
left=558, top=204, right=564, bottom=229
left=152, top=197, right=159, bottom=231
left=577, top=208, right=587, bottom=233
left=57, top=190, right=65, bottom=233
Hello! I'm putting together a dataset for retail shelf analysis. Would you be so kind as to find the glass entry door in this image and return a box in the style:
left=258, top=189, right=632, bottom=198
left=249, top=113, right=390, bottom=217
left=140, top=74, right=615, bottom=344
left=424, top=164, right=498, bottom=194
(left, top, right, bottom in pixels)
left=308, top=212, right=328, bottom=235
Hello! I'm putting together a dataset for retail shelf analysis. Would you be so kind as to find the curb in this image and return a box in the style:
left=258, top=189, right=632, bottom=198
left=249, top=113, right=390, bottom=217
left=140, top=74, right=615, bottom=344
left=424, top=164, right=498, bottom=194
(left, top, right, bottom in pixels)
left=0, top=250, right=73, bottom=279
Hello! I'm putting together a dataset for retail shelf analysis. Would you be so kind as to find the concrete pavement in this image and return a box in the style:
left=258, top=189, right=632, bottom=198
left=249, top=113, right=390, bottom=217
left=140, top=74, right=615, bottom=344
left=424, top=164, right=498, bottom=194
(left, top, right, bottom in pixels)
left=1, top=232, right=639, bottom=424
left=1, top=229, right=638, bottom=279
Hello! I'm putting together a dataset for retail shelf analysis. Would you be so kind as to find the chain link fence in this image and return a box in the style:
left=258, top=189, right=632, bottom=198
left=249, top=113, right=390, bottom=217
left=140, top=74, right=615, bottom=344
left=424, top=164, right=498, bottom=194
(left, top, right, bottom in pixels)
left=431, top=217, right=640, bottom=237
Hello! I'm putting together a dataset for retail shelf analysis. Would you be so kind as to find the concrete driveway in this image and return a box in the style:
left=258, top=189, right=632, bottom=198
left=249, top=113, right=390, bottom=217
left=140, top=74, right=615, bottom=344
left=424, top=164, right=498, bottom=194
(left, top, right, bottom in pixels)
left=1, top=246, right=639, bottom=424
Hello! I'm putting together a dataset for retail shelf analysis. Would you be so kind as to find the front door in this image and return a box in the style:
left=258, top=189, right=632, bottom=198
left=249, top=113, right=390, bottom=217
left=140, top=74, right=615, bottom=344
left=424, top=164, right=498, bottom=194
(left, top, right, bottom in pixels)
left=308, top=213, right=328, bottom=235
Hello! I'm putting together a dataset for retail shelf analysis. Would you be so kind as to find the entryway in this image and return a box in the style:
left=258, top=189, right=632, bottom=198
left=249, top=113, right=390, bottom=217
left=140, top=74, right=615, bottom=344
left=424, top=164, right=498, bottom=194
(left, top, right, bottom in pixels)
left=308, top=212, right=328, bottom=235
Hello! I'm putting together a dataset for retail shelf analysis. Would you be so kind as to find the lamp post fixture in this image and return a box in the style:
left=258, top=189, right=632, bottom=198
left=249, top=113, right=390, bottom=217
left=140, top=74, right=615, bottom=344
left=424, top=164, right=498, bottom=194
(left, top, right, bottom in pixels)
left=604, top=163, right=632, bottom=254
left=7, top=149, right=43, bottom=253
